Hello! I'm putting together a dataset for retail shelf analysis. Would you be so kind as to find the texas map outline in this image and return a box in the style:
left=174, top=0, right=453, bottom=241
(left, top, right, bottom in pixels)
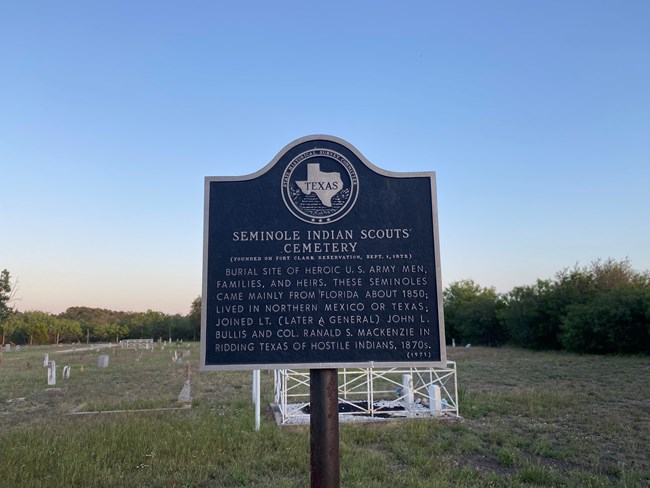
left=295, top=163, right=343, bottom=207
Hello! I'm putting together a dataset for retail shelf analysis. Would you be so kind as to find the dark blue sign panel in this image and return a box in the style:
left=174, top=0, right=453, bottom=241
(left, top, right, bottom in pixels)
left=200, top=135, right=446, bottom=370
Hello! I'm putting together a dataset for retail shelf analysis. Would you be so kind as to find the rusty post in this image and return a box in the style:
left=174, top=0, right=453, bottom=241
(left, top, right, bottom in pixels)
left=310, top=368, right=340, bottom=488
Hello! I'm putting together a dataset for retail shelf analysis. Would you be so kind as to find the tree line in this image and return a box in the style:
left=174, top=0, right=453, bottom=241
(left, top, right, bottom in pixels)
left=3, top=258, right=650, bottom=354
left=444, top=258, right=650, bottom=354
left=0, top=274, right=201, bottom=346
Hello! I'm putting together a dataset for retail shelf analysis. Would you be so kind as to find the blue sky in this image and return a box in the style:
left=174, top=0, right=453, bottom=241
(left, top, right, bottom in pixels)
left=2, top=1, right=649, bottom=315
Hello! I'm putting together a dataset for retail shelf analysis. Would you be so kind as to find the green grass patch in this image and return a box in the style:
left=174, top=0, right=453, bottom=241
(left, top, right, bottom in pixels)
left=1, top=344, right=649, bottom=486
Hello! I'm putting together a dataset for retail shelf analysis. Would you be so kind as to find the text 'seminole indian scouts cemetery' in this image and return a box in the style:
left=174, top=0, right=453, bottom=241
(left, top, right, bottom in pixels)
left=201, top=135, right=445, bottom=370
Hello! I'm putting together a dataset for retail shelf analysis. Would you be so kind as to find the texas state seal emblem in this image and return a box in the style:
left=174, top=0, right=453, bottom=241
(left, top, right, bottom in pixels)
left=281, top=148, right=359, bottom=224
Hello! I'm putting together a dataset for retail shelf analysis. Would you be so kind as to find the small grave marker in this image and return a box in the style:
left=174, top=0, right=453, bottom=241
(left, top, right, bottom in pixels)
left=63, top=365, right=71, bottom=379
left=43, top=353, right=49, bottom=367
left=428, top=384, right=442, bottom=416
left=178, top=380, right=192, bottom=404
left=47, top=360, right=56, bottom=385
left=97, top=355, right=109, bottom=368
left=402, top=374, right=414, bottom=405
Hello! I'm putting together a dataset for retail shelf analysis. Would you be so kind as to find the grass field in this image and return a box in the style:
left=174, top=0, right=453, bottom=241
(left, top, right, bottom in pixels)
left=0, top=343, right=648, bottom=487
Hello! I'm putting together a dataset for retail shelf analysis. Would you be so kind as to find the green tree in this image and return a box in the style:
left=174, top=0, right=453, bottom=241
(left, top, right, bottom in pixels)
left=0, top=269, right=18, bottom=344
left=9, top=311, right=51, bottom=345
left=557, top=259, right=650, bottom=354
left=1, top=313, right=19, bottom=345
left=501, top=266, right=599, bottom=350
left=443, top=280, right=505, bottom=346
left=95, top=322, right=129, bottom=342
left=499, top=279, right=563, bottom=350
left=500, top=258, right=650, bottom=352
left=126, top=310, right=166, bottom=339
left=58, top=306, right=131, bottom=342
left=168, top=314, right=192, bottom=341
left=590, top=257, right=650, bottom=291
left=48, top=317, right=83, bottom=344
left=189, top=295, right=201, bottom=340
left=561, top=287, right=650, bottom=354
left=150, top=312, right=170, bottom=340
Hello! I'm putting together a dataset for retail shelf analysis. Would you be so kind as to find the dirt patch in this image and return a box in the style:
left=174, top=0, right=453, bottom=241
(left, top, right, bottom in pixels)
left=455, top=452, right=514, bottom=476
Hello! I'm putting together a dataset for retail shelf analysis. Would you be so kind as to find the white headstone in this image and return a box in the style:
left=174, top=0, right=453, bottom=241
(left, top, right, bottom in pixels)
left=97, top=355, right=109, bottom=368
left=428, top=384, right=442, bottom=417
left=47, top=361, right=57, bottom=385
left=63, top=365, right=71, bottom=379
left=5, top=344, right=10, bottom=352
left=43, top=353, right=49, bottom=367
left=15, top=345, right=21, bottom=351
left=402, top=374, right=414, bottom=405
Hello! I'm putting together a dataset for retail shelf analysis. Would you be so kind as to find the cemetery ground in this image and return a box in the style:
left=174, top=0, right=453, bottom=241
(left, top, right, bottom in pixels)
left=0, top=344, right=648, bottom=488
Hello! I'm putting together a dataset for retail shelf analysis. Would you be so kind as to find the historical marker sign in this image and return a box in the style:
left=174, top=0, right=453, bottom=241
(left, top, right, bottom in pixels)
left=200, top=135, right=446, bottom=371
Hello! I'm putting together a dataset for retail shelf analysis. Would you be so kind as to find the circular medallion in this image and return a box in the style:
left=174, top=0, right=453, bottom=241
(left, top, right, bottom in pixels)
left=281, top=148, right=359, bottom=224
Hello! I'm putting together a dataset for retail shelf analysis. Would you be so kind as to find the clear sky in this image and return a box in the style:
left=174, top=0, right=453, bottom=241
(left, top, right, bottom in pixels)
left=2, top=1, right=649, bottom=315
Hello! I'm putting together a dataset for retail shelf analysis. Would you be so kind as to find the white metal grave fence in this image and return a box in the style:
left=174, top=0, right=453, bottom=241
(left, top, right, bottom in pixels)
left=120, top=339, right=154, bottom=350
left=272, top=362, right=459, bottom=424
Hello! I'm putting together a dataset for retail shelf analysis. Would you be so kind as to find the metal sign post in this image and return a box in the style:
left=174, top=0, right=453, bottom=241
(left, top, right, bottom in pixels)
left=310, top=368, right=340, bottom=488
